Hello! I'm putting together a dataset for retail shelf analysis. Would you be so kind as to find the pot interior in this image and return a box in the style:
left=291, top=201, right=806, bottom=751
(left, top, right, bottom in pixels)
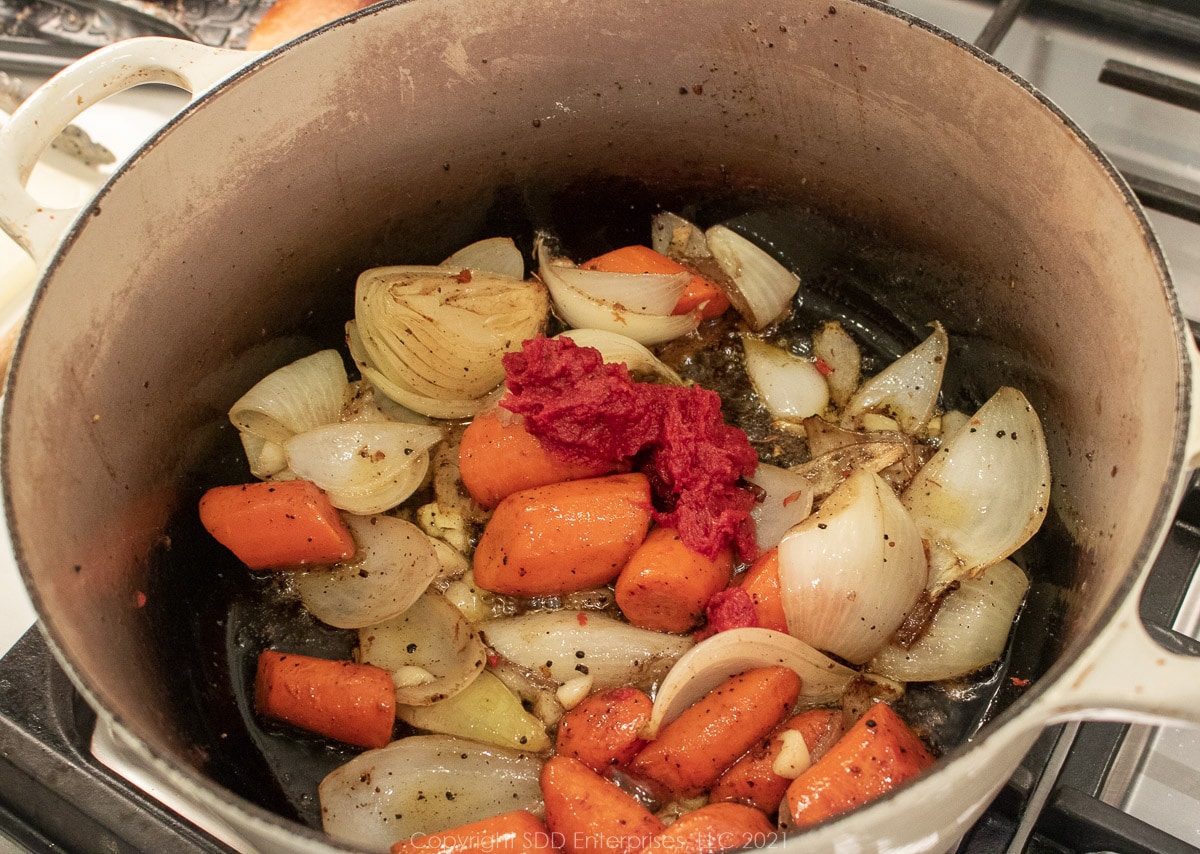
left=3, top=0, right=1186, bottom=841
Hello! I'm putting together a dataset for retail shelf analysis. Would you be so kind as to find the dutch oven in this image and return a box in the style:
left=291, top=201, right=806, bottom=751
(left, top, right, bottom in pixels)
left=3, top=0, right=1200, bottom=851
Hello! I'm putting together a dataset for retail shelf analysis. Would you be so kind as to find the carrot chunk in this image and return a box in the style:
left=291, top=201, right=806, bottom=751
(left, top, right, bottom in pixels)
left=616, top=527, right=734, bottom=633
left=199, top=480, right=354, bottom=570
left=540, top=755, right=664, bottom=854
left=390, top=810, right=555, bottom=854
left=458, top=410, right=620, bottom=509
left=736, top=548, right=788, bottom=633
left=784, top=701, right=934, bottom=828
left=710, top=707, right=844, bottom=815
left=555, top=687, right=653, bottom=773
left=644, top=803, right=776, bottom=854
left=626, top=666, right=801, bottom=798
left=253, top=650, right=395, bottom=749
left=581, top=245, right=730, bottom=320
left=473, top=473, right=653, bottom=597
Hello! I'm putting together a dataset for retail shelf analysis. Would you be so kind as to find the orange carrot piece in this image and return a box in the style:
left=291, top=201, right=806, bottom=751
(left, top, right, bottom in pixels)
left=626, top=666, right=801, bottom=798
left=540, top=755, right=665, bottom=854
left=643, top=803, right=776, bottom=854
left=581, top=244, right=730, bottom=320
left=458, top=410, right=620, bottom=510
left=784, top=701, right=935, bottom=828
left=198, top=480, right=355, bottom=570
left=253, top=650, right=395, bottom=749
left=473, top=473, right=653, bottom=597
left=615, top=527, right=734, bottom=633
left=710, top=707, right=844, bottom=815
left=390, top=810, right=555, bottom=854
left=737, top=548, right=788, bottom=633
left=555, top=687, right=653, bottom=773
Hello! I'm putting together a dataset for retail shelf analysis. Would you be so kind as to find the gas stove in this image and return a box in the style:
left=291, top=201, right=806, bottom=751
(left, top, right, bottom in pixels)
left=1, top=1, right=1199, bottom=852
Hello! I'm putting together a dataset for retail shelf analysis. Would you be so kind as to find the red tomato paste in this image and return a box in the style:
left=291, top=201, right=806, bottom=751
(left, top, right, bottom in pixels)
left=500, top=336, right=759, bottom=560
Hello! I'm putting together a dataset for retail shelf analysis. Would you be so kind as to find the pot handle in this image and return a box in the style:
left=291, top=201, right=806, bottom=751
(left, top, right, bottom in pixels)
left=1183, top=323, right=1200, bottom=470
left=1039, top=583, right=1200, bottom=728
left=0, top=37, right=258, bottom=264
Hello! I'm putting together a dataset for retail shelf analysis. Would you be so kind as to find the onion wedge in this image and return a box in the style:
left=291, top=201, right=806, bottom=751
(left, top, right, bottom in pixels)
left=901, top=386, right=1051, bottom=596
left=440, top=237, right=525, bottom=280
left=396, top=671, right=551, bottom=752
left=535, top=238, right=700, bottom=346
left=704, top=225, right=800, bottom=331
left=841, top=322, right=948, bottom=435
left=789, top=441, right=910, bottom=502
left=355, top=265, right=548, bottom=401
left=347, top=320, right=503, bottom=419
left=645, top=628, right=855, bottom=739
left=742, top=336, right=830, bottom=422
left=749, top=463, right=815, bottom=552
left=319, top=734, right=543, bottom=849
left=292, top=515, right=439, bottom=629
left=812, top=321, right=862, bottom=409
left=868, top=558, right=1030, bottom=682
left=478, top=610, right=693, bottom=691
left=555, top=328, right=683, bottom=385
left=359, top=590, right=487, bottom=705
left=229, top=349, right=351, bottom=445
left=284, top=421, right=443, bottom=515
left=777, top=469, right=929, bottom=664
left=651, top=211, right=711, bottom=260
left=229, top=349, right=352, bottom=478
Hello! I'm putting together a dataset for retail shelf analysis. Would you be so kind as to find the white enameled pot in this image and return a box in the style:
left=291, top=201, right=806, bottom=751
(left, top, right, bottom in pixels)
left=3, top=1, right=1200, bottom=852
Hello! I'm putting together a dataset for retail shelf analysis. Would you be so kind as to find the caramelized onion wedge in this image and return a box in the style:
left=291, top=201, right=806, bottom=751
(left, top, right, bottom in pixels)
left=841, top=322, right=948, bottom=435
left=901, top=387, right=1050, bottom=596
left=777, top=469, right=929, bottom=664
left=478, top=610, right=693, bottom=690
left=536, top=238, right=700, bottom=346
left=556, top=328, right=683, bottom=385
left=284, top=421, right=443, bottom=515
left=868, top=559, right=1030, bottom=682
left=355, top=265, right=549, bottom=401
left=645, top=628, right=855, bottom=739
left=292, top=515, right=439, bottom=629
left=749, top=463, right=815, bottom=552
left=790, top=441, right=909, bottom=502
left=704, top=225, right=800, bottom=330
left=742, top=336, right=830, bottom=421
left=812, top=321, right=862, bottom=409
left=651, top=211, right=711, bottom=260
left=441, top=237, right=525, bottom=280
left=359, top=590, right=486, bottom=705
left=347, top=321, right=502, bottom=419
left=396, top=671, right=551, bottom=752
left=319, top=734, right=543, bottom=850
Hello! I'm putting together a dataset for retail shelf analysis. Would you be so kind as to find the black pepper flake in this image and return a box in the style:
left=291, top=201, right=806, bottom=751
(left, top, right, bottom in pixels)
left=575, top=664, right=590, bottom=674
left=445, top=792, right=456, bottom=801
left=817, top=523, right=828, bottom=529
left=407, top=643, right=418, bottom=653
